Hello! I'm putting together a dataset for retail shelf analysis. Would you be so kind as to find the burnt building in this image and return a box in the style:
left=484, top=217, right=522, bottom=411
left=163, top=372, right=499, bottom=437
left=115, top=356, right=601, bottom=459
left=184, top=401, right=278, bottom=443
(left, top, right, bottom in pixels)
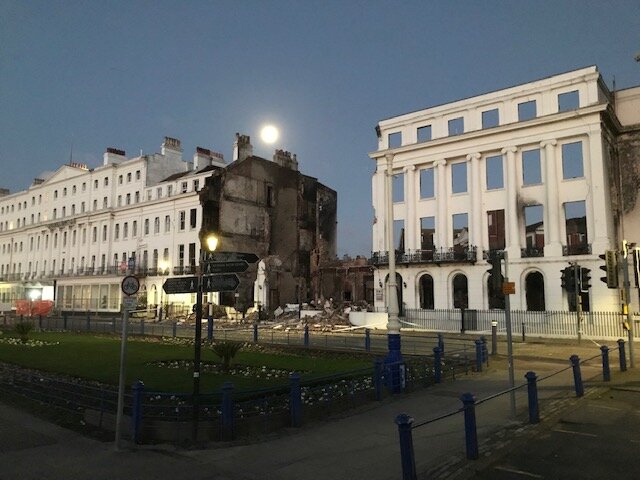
left=199, top=134, right=337, bottom=313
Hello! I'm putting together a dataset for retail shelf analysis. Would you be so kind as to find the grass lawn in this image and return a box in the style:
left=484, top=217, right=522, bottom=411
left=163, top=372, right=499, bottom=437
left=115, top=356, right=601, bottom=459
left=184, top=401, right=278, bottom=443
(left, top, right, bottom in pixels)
left=0, top=331, right=372, bottom=392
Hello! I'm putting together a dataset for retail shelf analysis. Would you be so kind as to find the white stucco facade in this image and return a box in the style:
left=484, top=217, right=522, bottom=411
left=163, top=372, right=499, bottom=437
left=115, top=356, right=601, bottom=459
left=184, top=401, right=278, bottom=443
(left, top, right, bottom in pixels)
left=370, top=66, right=631, bottom=313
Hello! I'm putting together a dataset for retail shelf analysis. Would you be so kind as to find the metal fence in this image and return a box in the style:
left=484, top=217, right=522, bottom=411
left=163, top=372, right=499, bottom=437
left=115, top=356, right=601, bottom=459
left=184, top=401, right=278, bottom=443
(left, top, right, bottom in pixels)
left=403, top=308, right=640, bottom=340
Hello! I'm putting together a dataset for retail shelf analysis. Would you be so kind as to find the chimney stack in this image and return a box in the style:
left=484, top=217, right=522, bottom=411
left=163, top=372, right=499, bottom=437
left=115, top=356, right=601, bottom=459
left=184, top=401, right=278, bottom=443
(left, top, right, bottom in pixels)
left=161, top=136, right=182, bottom=163
left=0, top=188, right=10, bottom=197
left=193, top=147, right=225, bottom=170
left=103, top=147, right=126, bottom=166
left=232, top=133, right=253, bottom=162
left=273, top=149, right=298, bottom=171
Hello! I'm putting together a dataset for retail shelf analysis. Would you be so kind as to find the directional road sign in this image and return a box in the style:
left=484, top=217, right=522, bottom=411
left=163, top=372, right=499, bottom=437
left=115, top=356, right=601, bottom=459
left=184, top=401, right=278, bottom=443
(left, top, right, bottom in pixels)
left=203, top=260, right=249, bottom=275
left=202, top=251, right=259, bottom=264
left=163, top=274, right=240, bottom=294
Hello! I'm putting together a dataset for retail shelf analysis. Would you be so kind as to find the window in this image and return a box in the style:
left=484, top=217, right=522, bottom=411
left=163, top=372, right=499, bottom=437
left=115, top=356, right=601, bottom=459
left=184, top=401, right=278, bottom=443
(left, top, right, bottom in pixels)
left=118, top=175, right=123, bottom=185
left=62, top=206, right=66, bottom=217
left=102, top=225, right=107, bottom=241
left=154, top=217, right=160, bottom=234
left=417, top=125, right=432, bottom=143
left=393, top=219, right=405, bottom=252
left=62, top=231, right=67, bottom=247
left=522, top=149, right=542, bottom=185
left=135, top=170, right=141, bottom=180
left=94, top=179, right=98, bottom=188
left=178, top=245, right=185, bottom=268
left=144, top=219, right=149, bottom=235
left=103, top=197, right=108, bottom=208
left=558, top=90, right=579, bottom=112
left=104, top=177, right=109, bottom=187
left=453, top=274, right=468, bottom=309
left=126, top=193, right=131, bottom=205
left=81, top=202, right=85, bottom=213
left=114, top=224, right=120, bottom=240
left=188, top=243, right=196, bottom=268
left=266, top=185, right=275, bottom=206
left=190, top=208, right=197, bottom=229
left=388, top=132, right=402, bottom=148
left=63, top=187, right=67, bottom=196
left=82, top=182, right=86, bottom=192
left=487, top=209, right=505, bottom=250
left=481, top=109, right=499, bottom=129
left=131, top=221, right=137, bottom=237
left=451, top=162, right=467, bottom=194
left=54, top=190, right=58, bottom=199
left=117, top=195, right=122, bottom=206
left=92, top=227, right=97, bottom=243
left=71, top=204, right=76, bottom=215
left=123, top=222, right=128, bottom=239
left=134, top=191, right=140, bottom=203
left=156, top=187, right=162, bottom=199
left=524, top=205, right=544, bottom=253
left=452, top=213, right=469, bottom=252
left=167, top=185, right=173, bottom=196
left=392, top=173, right=404, bottom=202
left=562, top=141, right=584, bottom=179
left=564, top=200, right=588, bottom=254
left=485, top=155, right=503, bottom=190
left=146, top=191, right=152, bottom=201
left=72, top=185, right=76, bottom=194
left=72, top=230, right=76, bottom=246
left=193, top=180, right=199, bottom=191
left=448, top=117, right=464, bottom=136
left=82, top=228, right=86, bottom=244
left=419, top=168, right=434, bottom=198
left=126, top=172, right=132, bottom=183
left=164, top=215, right=171, bottom=232
left=181, top=181, right=188, bottom=193
left=179, top=211, right=186, bottom=230
left=518, top=100, right=536, bottom=121
left=420, top=216, right=435, bottom=250
left=419, top=275, right=434, bottom=309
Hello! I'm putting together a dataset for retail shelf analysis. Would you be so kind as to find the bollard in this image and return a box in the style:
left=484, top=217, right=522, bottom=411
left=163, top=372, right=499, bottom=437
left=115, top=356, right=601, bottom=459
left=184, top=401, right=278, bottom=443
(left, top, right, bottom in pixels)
left=207, top=316, right=213, bottom=342
left=365, top=328, right=371, bottom=352
left=374, top=358, right=384, bottom=401
left=618, top=339, right=627, bottom=372
left=221, top=382, right=234, bottom=441
left=570, top=355, right=584, bottom=397
left=290, top=372, right=302, bottom=427
left=525, top=371, right=540, bottom=424
left=140, top=318, right=144, bottom=336
left=304, top=325, right=309, bottom=347
left=522, top=320, right=526, bottom=342
left=172, top=321, right=177, bottom=338
left=395, top=414, right=417, bottom=480
left=601, top=345, right=611, bottom=382
left=480, top=336, right=488, bottom=366
left=38, top=315, right=43, bottom=330
left=461, top=393, right=479, bottom=460
left=437, top=333, right=444, bottom=356
left=86, top=313, right=90, bottom=331
left=63, top=313, right=68, bottom=330
left=491, top=321, right=498, bottom=356
left=474, top=339, right=483, bottom=372
left=131, top=380, right=144, bottom=444
left=433, top=346, right=442, bottom=384
left=253, top=323, right=258, bottom=343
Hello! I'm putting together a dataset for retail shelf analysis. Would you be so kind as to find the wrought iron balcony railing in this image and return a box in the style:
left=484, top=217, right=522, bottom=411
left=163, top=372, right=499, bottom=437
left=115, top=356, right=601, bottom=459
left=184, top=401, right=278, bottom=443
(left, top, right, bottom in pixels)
left=521, top=247, right=545, bottom=258
left=563, top=244, right=592, bottom=256
left=371, top=246, right=477, bottom=266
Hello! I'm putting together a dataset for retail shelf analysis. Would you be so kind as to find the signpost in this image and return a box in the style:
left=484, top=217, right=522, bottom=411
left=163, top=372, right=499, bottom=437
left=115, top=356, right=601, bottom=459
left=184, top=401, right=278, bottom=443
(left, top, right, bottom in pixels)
left=163, top=274, right=239, bottom=294
left=203, top=260, right=249, bottom=275
left=202, top=251, right=259, bottom=264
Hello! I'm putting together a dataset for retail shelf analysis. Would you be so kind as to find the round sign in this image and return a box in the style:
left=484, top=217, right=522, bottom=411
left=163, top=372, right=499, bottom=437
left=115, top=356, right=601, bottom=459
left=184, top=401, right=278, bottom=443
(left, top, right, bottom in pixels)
left=121, top=275, right=140, bottom=296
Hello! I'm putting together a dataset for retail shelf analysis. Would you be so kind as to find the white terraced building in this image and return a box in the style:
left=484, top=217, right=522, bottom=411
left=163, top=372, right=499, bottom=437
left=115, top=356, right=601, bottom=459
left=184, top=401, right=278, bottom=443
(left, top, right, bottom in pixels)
left=0, top=137, right=226, bottom=314
left=370, top=66, right=640, bottom=314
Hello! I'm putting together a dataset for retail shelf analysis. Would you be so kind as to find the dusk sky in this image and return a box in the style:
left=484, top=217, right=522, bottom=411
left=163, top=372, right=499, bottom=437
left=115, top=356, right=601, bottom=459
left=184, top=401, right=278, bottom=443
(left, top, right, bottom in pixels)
left=1, top=0, right=638, bottom=257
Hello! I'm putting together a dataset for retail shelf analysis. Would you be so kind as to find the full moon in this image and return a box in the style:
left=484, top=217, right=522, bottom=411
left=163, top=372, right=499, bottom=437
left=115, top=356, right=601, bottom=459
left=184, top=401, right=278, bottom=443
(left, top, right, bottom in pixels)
left=260, top=125, right=279, bottom=144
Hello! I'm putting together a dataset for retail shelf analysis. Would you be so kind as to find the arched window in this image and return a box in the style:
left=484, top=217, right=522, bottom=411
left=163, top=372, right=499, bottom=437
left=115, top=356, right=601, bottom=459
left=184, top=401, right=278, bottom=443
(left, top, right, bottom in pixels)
left=487, top=273, right=505, bottom=310
left=419, top=274, right=434, bottom=309
left=525, top=271, right=545, bottom=311
left=452, top=273, right=468, bottom=309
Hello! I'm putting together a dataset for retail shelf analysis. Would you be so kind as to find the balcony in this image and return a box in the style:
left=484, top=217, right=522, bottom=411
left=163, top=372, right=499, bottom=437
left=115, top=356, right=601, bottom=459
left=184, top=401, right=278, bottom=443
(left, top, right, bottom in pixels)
left=563, top=244, right=592, bottom=256
left=371, top=246, right=478, bottom=266
left=521, top=247, right=545, bottom=258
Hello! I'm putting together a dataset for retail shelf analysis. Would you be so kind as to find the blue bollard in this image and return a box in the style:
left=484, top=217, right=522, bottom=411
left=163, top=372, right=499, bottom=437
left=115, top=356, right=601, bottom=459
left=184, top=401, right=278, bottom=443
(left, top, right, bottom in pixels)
left=374, top=358, right=384, bottom=401
left=131, top=380, right=144, bottom=444
left=253, top=323, right=258, bottom=343
left=433, top=346, right=442, bottom=384
left=304, top=325, right=309, bottom=347
left=290, top=372, right=302, bottom=427
left=570, top=355, right=584, bottom=397
left=461, top=393, right=479, bottom=460
left=172, top=321, right=177, bottom=338
left=395, top=413, right=417, bottom=480
left=437, top=333, right=444, bottom=356
left=38, top=315, right=43, bottom=330
left=525, top=371, right=540, bottom=424
left=221, top=382, right=234, bottom=441
left=475, top=339, right=483, bottom=372
left=601, top=345, right=611, bottom=382
left=481, top=336, right=488, bottom=366
left=618, top=339, right=627, bottom=372
left=207, top=315, right=213, bottom=342
left=365, top=328, right=371, bottom=352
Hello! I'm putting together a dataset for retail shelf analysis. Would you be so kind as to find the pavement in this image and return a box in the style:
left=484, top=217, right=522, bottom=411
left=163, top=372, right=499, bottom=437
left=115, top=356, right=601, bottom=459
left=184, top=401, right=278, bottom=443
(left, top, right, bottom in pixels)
left=1, top=336, right=639, bottom=480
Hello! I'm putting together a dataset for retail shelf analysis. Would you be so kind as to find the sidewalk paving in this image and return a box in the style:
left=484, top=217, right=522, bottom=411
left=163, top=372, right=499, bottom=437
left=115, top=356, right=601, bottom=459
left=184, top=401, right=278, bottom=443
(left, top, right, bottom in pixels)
left=1, top=337, right=638, bottom=480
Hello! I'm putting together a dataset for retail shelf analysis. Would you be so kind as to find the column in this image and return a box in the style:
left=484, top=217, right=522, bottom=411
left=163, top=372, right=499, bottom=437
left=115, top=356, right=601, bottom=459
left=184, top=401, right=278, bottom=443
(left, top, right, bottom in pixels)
left=372, top=167, right=386, bottom=253
left=586, top=132, right=610, bottom=252
left=403, top=165, right=416, bottom=251
left=502, top=146, right=520, bottom=258
left=467, top=153, right=482, bottom=252
left=541, top=140, right=562, bottom=256
left=434, top=159, right=447, bottom=248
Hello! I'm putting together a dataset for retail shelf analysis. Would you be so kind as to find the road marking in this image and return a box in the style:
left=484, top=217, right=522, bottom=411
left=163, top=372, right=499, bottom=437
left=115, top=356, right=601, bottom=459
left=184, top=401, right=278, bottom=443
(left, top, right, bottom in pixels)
left=494, top=466, right=543, bottom=478
left=590, top=404, right=623, bottom=411
left=553, top=428, right=597, bottom=438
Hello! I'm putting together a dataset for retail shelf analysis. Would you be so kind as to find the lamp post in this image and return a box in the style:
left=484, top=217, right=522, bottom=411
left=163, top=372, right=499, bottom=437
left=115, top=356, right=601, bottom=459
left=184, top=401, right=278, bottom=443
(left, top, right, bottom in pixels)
left=192, top=233, right=218, bottom=442
left=384, top=153, right=403, bottom=390
left=158, top=260, right=170, bottom=321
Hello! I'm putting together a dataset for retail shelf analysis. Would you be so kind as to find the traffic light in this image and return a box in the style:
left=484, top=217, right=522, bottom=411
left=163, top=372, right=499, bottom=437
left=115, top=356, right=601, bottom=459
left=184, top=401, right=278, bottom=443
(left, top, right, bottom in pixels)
left=486, top=252, right=502, bottom=290
left=561, top=266, right=572, bottom=290
left=579, top=267, right=591, bottom=291
left=599, top=250, right=619, bottom=288
left=633, top=248, right=640, bottom=288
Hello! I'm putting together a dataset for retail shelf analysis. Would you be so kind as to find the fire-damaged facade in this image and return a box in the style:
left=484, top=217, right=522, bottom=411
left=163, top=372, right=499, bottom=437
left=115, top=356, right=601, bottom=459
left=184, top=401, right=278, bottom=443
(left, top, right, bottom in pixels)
left=199, top=134, right=337, bottom=313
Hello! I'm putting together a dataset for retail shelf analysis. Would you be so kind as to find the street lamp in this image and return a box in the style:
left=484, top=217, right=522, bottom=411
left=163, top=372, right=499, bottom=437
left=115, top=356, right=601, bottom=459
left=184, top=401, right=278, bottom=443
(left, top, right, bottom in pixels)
left=192, top=231, right=218, bottom=442
left=158, top=260, right=170, bottom=321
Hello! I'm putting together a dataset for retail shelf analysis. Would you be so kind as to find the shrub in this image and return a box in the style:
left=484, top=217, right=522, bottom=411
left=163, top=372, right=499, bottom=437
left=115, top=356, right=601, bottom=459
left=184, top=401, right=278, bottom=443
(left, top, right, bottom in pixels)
left=211, top=341, right=243, bottom=372
left=14, top=322, right=34, bottom=344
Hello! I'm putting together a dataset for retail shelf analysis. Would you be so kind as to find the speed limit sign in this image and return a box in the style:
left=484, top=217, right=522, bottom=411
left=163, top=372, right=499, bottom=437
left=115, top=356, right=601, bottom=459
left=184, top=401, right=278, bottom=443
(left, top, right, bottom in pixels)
left=121, top=275, right=140, bottom=296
